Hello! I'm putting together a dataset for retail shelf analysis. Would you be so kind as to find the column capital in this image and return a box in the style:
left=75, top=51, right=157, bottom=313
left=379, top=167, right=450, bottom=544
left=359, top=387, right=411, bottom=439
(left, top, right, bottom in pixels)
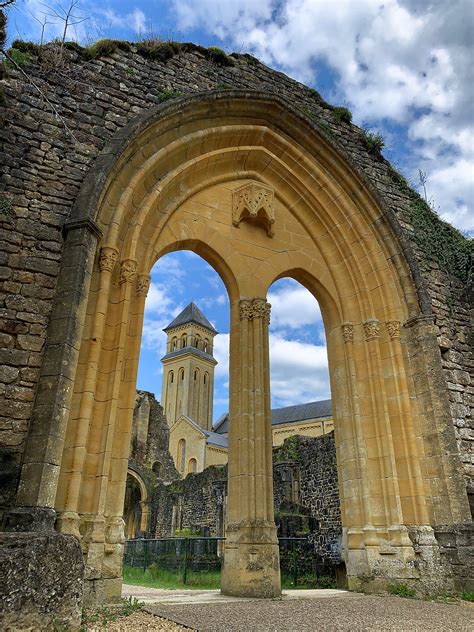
left=363, top=318, right=380, bottom=341
left=99, top=246, right=118, bottom=272
left=136, top=274, right=151, bottom=297
left=239, top=298, right=271, bottom=324
left=342, top=322, right=354, bottom=343
left=386, top=320, right=401, bottom=340
left=119, top=258, right=137, bottom=285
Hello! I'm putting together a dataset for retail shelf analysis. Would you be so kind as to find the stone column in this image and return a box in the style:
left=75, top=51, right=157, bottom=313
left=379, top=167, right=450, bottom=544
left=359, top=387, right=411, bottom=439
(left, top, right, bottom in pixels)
left=221, top=298, right=281, bottom=598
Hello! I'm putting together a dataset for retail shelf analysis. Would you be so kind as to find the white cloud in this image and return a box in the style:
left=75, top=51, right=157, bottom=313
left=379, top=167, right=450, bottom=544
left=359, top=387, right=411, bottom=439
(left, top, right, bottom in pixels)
left=269, top=282, right=322, bottom=330
left=171, top=0, right=474, bottom=232
left=211, top=330, right=330, bottom=409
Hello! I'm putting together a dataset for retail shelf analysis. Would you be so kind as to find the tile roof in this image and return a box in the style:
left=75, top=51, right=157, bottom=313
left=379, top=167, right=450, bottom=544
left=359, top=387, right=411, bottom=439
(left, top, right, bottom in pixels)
left=163, top=302, right=218, bottom=334
left=213, top=399, right=332, bottom=435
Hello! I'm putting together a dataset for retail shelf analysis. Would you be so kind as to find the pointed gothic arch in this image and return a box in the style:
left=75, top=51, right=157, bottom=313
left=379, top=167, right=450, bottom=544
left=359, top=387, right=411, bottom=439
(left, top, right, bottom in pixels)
left=14, top=91, right=469, bottom=603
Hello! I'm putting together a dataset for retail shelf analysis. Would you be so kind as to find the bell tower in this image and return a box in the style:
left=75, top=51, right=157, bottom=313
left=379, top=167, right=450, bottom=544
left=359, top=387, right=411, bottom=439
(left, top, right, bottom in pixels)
left=161, top=302, right=218, bottom=430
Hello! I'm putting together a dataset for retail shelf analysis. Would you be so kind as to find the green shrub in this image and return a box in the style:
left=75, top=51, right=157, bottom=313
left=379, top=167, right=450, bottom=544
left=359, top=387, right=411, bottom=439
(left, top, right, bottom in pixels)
left=332, top=106, right=352, bottom=124
left=137, top=40, right=179, bottom=62
left=461, top=591, right=474, bottom=602
left=84, top=39, right=131, bottom=60
left=7, top=48, right=30, bottom=66
left=388, top=583, right=416, bottom=598
left=11, top=40, right=41, bottom=56
left=206, top=46, right=235, bottom=67
left=361, top=129, right=385, bottom=154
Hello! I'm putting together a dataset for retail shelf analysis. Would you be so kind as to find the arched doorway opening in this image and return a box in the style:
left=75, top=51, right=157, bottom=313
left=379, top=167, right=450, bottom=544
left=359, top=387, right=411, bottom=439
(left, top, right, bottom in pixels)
left=123, top=468, right=150, bottom=540
left=15, top=92, right=469, bottom=604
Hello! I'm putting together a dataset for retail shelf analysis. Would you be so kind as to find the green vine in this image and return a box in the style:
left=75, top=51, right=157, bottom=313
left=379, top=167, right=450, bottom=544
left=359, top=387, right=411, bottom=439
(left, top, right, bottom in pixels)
left=407, top=198, right=473, bottom=282
left=275, top=435, right=300, bottom=462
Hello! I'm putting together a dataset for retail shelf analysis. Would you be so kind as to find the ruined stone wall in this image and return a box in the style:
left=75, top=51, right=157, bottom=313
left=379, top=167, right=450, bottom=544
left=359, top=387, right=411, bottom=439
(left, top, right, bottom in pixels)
left=0, top=39, right=471, bottom=517
left=149, top=434, right=342, bottom=567
left=129, top=390, right=178, bottom=485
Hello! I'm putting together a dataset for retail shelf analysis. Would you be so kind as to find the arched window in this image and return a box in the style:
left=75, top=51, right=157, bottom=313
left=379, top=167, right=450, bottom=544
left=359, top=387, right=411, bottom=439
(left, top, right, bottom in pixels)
left=204, top=372, right=208, bottom=385
left=152, top=461, right=162, bottom=477
left=203, top=338, right=209, bottom=353
left=194, top=368, right=199, bottom=381
left=179, top=368, right=185, bottom=381
left=171, top=337, right=178, bottom=351
left=169, top=371, right=174, bottom=384
left=188, top=458, right=197, bottom=474
left=194, top=334, right=201, bottom=349
left=177, top=439, right=186, bottom=472
left=181, top=334, right=187, bottom=348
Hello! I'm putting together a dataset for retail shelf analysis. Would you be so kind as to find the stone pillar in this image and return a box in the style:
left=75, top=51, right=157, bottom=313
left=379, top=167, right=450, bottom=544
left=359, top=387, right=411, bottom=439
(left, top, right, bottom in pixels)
left=221, top=298, right=281, bottom=598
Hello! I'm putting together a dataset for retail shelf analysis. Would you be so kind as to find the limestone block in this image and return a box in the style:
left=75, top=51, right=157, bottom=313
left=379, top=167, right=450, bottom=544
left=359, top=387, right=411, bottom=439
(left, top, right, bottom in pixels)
left=0, top=532, right=84, bottom=631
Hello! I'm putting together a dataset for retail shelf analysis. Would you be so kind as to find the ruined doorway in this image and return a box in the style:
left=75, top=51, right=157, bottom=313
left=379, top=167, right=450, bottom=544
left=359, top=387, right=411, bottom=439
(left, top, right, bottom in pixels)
left=15, top=93, right=469, bottom=603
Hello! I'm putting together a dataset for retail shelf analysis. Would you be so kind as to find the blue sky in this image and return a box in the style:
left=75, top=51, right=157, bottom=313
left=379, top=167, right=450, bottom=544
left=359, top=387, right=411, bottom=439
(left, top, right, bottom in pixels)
left=7, top=0, right=473, bottom=421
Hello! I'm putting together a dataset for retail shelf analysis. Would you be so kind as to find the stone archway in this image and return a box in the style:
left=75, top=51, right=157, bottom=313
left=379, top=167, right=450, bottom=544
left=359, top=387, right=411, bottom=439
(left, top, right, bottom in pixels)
left=123, top=467, right=150, bottom=539
left=13, top=91, right=469, bottom=603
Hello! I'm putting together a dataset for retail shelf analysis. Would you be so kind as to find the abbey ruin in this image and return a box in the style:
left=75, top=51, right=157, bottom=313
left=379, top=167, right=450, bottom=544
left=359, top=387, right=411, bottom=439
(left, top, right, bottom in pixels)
left=0, top=30, right=472, bottom=630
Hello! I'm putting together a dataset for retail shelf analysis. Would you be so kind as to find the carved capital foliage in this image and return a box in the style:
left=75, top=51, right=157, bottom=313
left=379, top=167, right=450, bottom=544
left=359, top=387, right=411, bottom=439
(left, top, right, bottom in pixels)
left=232, top=181, right=275, bottom=237
left=136, top=274, right=151, bottom=297
left=119, top=259, right=137, bottom=285
left=342, top=322, right=354, bottom=343
left=99, top=246, right=118, bottom=272
left=363, top=319, right=380, bottom=341
left=386, top=320, right=401, bottom=340
left=239, top=298, right=271, bottom=325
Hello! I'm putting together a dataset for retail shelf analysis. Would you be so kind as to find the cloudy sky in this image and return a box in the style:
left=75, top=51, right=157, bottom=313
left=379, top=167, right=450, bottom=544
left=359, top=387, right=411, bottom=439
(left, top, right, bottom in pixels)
left=8, top=0, right=473, bottom=420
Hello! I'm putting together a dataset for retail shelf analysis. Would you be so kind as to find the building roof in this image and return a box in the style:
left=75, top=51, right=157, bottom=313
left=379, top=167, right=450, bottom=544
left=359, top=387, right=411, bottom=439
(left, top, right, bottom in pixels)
left=163, top=302, right=218, bottom=334
left=161, top=346, right=217, bottom=365
left=213, top=399, right=332, bottom=435
left=205, top=431, right=229, bottom=448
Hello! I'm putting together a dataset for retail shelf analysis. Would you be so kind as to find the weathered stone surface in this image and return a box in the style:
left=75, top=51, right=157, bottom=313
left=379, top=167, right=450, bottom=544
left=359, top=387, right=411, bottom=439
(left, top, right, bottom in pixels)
left=0, top=531, right=84, bottom=631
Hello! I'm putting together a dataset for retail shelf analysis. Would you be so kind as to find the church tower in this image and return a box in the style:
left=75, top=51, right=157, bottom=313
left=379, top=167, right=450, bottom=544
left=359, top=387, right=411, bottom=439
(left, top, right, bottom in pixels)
left=161, top=302, right=218, bottom=431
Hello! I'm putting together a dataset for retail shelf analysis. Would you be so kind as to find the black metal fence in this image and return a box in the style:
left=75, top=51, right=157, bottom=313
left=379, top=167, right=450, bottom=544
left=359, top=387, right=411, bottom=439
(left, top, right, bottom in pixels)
left=124, top=536, right=325, bottom=586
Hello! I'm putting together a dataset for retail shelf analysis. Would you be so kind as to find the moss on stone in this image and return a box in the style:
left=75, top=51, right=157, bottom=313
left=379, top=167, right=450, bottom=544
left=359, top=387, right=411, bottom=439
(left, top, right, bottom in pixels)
left=206, top=47, right=235, bottom=67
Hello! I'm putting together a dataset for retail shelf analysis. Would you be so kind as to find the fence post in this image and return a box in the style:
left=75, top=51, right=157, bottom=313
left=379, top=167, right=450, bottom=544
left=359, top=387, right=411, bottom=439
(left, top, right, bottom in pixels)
left=143, top=539, right=148, bottom=572
left=182, top=538, right=188, bottom=585
left=293, top=540, right=298, bottom=587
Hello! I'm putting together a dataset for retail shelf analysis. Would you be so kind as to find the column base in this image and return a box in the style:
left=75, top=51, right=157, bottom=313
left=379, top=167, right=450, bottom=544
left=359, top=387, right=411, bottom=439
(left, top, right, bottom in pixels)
left=345, top=525, right=467, bottom=595
left=221, top=521, right=281, bottom=598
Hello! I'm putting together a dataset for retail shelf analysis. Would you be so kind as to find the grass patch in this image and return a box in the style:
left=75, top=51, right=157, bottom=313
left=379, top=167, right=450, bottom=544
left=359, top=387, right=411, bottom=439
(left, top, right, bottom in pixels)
left=84, top=39, right=131, bottom=60
left=462, top=590, right=474, bottom=602
left=388, top=583, right=416, bottom=598
left=332, top=106, right=352, bottom=124
left=123, top=565, right=222, bottom=589
left=207, top=46, right=235, bottom=67
left=361, top=129, right=385, bottom=155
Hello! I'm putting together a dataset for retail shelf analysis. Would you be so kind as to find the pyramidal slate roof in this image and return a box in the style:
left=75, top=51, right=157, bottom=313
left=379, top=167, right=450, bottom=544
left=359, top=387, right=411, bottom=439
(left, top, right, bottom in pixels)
left=163, top=302, right=218, bottom=334
left=213, top=399, right=332, bottom=435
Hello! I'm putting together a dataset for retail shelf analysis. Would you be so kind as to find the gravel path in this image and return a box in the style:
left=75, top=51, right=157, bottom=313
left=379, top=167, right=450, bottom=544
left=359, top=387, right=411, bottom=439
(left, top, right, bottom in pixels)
left=146, top=595, right=473, bottom=631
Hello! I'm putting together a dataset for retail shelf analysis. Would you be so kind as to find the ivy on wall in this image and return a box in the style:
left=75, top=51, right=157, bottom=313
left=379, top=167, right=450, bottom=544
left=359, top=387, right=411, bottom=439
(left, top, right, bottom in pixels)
left=407, top=199, right=473, bottom=283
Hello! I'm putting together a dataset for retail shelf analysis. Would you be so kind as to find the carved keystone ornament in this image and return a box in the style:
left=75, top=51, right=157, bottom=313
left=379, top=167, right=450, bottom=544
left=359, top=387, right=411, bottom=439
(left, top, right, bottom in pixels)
left=232, top=181, right=275, bottom=237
